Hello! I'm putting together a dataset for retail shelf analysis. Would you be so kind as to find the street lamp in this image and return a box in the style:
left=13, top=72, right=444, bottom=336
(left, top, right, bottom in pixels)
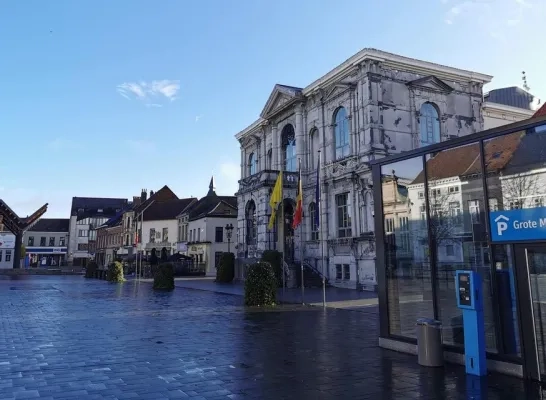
left=225, top=223, right=234, bottom=253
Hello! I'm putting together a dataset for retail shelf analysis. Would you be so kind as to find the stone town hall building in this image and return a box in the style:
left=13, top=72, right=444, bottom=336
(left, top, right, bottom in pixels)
left=234, top=48, right=492, bottom=290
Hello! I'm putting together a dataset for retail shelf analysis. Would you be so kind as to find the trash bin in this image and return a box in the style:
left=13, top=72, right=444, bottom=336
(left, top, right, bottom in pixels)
left=416, top=318, right=444, bottom=367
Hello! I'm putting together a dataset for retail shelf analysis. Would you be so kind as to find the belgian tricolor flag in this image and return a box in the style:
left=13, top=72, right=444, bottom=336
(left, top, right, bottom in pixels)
left=292, top=160, right=303, bottom=229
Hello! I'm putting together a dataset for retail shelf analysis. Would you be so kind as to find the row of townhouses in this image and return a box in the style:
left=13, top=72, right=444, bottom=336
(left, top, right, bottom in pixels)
left=233, top=48, right=541, bottom=291
left=76, top=178, right=237, bottom=276
left=0, top=178, right=237, bottom=276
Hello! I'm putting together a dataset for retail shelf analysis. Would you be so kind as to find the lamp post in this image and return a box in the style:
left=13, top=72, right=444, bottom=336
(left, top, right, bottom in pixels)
left=225, top=223, right=234, bottom=253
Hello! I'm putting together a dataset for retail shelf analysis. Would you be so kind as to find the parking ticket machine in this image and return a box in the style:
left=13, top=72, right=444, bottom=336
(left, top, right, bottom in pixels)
left=455, top=270, right=487, bottom=376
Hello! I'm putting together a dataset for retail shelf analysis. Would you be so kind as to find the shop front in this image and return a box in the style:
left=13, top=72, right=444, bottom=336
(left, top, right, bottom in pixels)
left=27, top=247, right=68, bottom=267
left=371, top=115, right=546, bottom=381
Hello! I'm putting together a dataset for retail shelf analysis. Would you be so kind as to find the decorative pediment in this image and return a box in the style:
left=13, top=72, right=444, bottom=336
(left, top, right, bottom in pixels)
left=260, top=84, right=303, bottom=118
left=406, top=75, right=454, bottom=94
left=325, top=82, right=354, bottom=101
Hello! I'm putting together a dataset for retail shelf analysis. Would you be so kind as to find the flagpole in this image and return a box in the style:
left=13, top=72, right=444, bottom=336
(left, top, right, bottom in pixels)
left=281, top=165, right=285, bottom=302
left=299, top=158, right=305, bottom=305
left=319, top=150, right=326, bottom=308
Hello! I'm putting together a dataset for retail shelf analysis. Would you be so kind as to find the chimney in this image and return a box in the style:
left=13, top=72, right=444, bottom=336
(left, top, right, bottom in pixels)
left=141, top=189, right=148, bottom=203
left=150, top=190, right=155, bottom=197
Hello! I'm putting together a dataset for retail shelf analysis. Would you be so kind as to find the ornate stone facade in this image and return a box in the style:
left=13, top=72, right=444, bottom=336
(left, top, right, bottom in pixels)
left=234, top=48, right=492, bottom=291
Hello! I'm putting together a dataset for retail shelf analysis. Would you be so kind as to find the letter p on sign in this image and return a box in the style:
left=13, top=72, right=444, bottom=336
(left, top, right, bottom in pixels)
left=494, top=215, right=509, bottom=236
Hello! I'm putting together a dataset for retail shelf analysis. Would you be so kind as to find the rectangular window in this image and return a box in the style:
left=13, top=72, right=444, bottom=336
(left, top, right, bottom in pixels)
left=162, top=228, right=168, bottom=243
left=449, top=201, right=462, bottom=225
left=59, top=237, right=65, bottom=246
left=385, top=218, right=395, bottom=233
left=446, top=245, right=455, bottom=256
left=398, top=216, right=410, bottom=252
left=149, top=229, right=155, bottom=243
left=0, top=251, right=3, bottom=262
left=468, top=199, right=481, bottom=223
left=310, top=203, right=319, bottom=240
left=49, top=237, right=55, bottom=247
left=28, top=236, right=34, bottom=246
left=335, top=264, right=342, bottom=280
left=215, top=227, right=223, bottom=243
left=5, top=250, right=11, bottom=262
left=197, top=229, right=201, bottom=242
left=40, top=237, right=46, bottom=246
left=335, top=193, right=351, bottom=238
left=343, top=264, right=350, bottom=280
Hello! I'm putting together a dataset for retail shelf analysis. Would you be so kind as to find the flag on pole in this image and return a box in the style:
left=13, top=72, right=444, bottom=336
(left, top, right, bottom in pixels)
left=292, top=160, right=303, bottom=229
left=315, top=152, right=321, bottom=227
left=268, top=171, right=283, bottom=230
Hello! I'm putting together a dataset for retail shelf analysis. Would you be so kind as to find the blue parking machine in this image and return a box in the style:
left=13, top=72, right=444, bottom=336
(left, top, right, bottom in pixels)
left=455, top=270, right=487, bottom=376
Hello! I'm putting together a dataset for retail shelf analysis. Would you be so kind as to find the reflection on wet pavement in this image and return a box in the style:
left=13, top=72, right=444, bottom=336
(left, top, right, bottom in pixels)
left=0, top=276, right=541, bottom=399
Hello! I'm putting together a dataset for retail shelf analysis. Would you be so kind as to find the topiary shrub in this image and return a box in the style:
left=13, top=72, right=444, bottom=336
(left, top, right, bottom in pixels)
left=261, top=250, right=284, bottom=287
left=107, top=261, right=125, bottom=283
left=85, top=261, right=98, bottom=278
left=153, top=263, right=175, bottom=290
left=216, top=252, right=235, bottom=283
left=244, top=262, right=277, bottom=306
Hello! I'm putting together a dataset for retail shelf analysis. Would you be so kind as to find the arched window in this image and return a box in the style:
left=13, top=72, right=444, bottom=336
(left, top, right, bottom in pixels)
left=281, top=124, right=297, bottom=172
left=266, top=149, right=272, bottom=170
left=420, top=103, right=440, bottom=146
left=334, top=107, right=350, bottom=160
left=309, top=202, right=319, bottom=241
left=248, top=153, right=256, bottom=175
left=245, top=200, right=257, bottom=245
left=309, top=128, right=318, bottom=170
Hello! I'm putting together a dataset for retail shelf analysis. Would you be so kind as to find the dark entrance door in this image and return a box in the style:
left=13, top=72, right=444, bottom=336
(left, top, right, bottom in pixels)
left=514, top=243, right=546, bottom=381
left=283, top=201, right=295, bottom=262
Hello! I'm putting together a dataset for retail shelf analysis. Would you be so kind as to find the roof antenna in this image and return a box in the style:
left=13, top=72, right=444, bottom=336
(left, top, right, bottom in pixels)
left=522, top=71, right=530, bottom=92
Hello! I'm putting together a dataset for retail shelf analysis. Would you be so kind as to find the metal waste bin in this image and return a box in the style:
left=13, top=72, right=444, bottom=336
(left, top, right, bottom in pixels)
left=416, top=318, right=444, bottom=367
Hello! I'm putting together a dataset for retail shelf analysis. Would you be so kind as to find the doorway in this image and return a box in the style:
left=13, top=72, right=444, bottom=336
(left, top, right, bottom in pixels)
left=514, top=243, right=546, bottom=381
left=275, top=199, right=295, bottom=262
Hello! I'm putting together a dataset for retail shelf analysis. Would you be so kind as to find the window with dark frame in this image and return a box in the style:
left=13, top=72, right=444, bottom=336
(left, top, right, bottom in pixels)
left=40, top=237, right=46, bottom=246
left=28, top=236, right=34, bottom=246
left=215, top=227, right=223, bottom=243
left=335, top=193, right=351, bottom=238
left=49, top=237, right=55, bottom=247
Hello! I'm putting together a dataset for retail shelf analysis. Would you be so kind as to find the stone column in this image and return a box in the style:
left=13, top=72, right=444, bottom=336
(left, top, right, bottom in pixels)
left=261, top=130, right=267, bottom=171
left=277, top=127, right=283, bottom=171
left=240, top=146, right=244, bottom=179
left=295, top=102, right=304, bottom=169
left=271, top=125, right=279, bottom=170
left=329, top=124, right=335, bottom=163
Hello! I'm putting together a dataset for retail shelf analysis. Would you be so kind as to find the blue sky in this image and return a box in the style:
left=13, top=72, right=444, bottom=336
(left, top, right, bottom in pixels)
left=0, top=0, right=544, bottom=218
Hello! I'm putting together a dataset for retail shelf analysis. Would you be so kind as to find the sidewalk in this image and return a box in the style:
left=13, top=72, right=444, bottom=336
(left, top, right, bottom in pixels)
left=163, top=277, right=379, bottom=309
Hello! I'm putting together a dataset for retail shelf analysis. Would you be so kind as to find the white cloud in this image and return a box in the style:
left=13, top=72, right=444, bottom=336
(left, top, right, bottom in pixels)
left=125, top=139, right=156, bottom=153
left=117, top=80, right=180, bottom=106
left=219, top=162, right=240, bottom=195
left=195, top=115, right=204, bottom=122
left=443, top=0, right=535, bottom=39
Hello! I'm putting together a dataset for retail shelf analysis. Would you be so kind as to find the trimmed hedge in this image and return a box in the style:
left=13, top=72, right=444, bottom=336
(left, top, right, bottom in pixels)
left=216, top=252, right=235, bottom=283
left=85, top=261, right=98, bottom=278
left=260, top=250, right=284, bottom=287
left=107, top=261, right=125, bottom=283
left=153, top=263, right=175, bottom=290
left=244, top=262, right=277, bottom=306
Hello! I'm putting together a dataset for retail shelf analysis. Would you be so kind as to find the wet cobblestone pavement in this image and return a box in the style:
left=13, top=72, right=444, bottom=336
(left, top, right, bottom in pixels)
left=0, top=276, right=542, bottom=399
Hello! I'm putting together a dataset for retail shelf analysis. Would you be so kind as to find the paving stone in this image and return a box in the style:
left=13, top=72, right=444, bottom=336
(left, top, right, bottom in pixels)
left=0, top=275, right=541, bottom=399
